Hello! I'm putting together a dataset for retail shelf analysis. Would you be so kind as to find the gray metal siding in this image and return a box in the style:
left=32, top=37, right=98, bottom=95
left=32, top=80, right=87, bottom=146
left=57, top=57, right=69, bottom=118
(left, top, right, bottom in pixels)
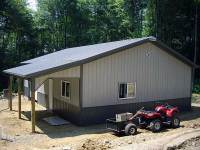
left=24, top=86, right=30, bottom=97
left=79, top=97, right=191, bottom=125
left=33, top=66, right=80, bottom=108
left=35, top=80, right=49, bottom=107
left=35, top=66, right=80, bottom=89
left=23, top=80, right=29, bottom=97
left=37, top=92, right=49, bottom=108
left=82, top=42, right=192, bottom=107
left=53, top=78, right=80, bottom=107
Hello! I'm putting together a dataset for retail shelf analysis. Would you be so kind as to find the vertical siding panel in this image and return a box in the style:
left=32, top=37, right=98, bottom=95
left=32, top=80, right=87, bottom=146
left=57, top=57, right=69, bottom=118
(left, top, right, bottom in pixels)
left=138, top=46, right=142, bottom=100
left=112, top=54, right=117, bottom=104
left=134, top=47, right=138, bottom=101
left=128, top=49, right=131, bottom=96
left=146, top=47, right=149, bottom=99
left=95, top=61, right=98, bottom=104
left=136, top=46, right=141, bottom=101
left=148, top=44, right=153, bottom=100
left=107, top=56, right=111, bottom=102
left=125, top=50, right=129, bottom=82
left=153, top=45, right=159, bottom=100
left=90, top=62, right=94, bottom=104
left=88, top=62, right=95, bottom=103
left=83, top=64, right=88, bottom=106
left=82, top=43, right=192, bottom=107
left=104, top=58, right=108, bottom=100
left=100, top=59, right=104, bottom=100
left=141, top=46, right=146, bottom=100
left=89, top=62, right=94, bottom=104
left=159, top=46, right=163, bottom=99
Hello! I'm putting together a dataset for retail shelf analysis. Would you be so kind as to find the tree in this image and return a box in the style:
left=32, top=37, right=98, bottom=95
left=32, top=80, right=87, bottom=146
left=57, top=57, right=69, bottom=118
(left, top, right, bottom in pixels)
left=0, top=0, right=38, bottom=90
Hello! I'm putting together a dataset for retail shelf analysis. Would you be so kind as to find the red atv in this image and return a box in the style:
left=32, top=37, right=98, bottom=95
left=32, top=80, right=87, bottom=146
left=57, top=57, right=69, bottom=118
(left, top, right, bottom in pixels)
left=106, top=104, right=180, bottom=135
left=132, top=104, right=180, bottom=132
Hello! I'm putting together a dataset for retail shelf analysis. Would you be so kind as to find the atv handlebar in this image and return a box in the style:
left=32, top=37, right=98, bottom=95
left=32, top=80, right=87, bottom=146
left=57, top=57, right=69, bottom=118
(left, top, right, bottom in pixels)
left=129, top=107, right=144, bottom=120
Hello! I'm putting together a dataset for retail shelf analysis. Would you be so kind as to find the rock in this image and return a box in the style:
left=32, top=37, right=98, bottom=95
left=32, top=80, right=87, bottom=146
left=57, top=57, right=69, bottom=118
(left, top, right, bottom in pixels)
left=62, top=146, right=71, bottom=150
left=82, top=143, right=86, bottom=148
left=104, top=140, right=110, bottom=144
left=142, top=138, right=146, bottom=141
left=15, top=134, right=20, bottom=136
left=128, top=140, right=132, bottom=144
left=108, top=144, right=112, bottom=148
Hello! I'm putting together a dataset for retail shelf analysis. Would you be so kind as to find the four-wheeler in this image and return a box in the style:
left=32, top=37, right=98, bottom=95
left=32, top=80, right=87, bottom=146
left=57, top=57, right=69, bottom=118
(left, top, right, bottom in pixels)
left=106, top=104, right=180, bottom=136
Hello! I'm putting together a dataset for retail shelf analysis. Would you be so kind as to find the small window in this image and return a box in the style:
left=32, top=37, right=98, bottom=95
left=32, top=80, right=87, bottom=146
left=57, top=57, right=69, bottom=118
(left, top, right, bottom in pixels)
left=61, top=81, right=70, bottom=99
left=119, top=83, right=136, bottom=99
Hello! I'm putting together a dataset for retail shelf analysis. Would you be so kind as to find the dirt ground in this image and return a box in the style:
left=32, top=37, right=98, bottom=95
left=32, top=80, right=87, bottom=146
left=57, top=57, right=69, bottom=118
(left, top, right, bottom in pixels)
left=0, top=95, right=200, bottom=150
left=175, top=136, right=200, bottom=150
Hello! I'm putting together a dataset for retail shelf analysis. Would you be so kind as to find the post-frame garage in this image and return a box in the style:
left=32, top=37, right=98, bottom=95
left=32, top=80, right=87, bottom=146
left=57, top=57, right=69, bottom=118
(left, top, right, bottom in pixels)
left=3, top=37, right=198, bottom=132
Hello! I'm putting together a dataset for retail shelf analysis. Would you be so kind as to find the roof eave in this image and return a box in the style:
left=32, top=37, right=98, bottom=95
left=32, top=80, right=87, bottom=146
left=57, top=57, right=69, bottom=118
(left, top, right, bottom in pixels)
left=150, top=40, right=196, bottom=68
left=3, top=70, right=27, bottom=78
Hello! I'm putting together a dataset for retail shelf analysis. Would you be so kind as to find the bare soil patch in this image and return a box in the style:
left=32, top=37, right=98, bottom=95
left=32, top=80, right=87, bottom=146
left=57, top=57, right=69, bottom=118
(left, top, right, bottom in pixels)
left=193, top=93, right=200, bottom=103
left=0, top=96, right=200, bottom=150
left=174, top=136, right=200, bottom=150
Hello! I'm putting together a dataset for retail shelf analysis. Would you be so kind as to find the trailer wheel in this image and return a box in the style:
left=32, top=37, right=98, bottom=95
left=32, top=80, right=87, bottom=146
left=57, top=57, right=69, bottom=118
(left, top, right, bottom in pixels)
left=125, top=123, right=137, bottom=136
left=149, top=119, right=162, bottom=132
left=171, top=116, right=180, bottom=128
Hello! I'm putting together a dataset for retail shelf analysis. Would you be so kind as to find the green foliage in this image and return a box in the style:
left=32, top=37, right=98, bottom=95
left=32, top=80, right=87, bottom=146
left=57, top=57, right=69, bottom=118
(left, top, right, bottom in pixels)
left=0, top=0, right=200, bottom=91
left=193, top=80, right=200, bottom=94
left=0, top=0, right=38, bottom=91
left=142, top=0, right=156, bottom=36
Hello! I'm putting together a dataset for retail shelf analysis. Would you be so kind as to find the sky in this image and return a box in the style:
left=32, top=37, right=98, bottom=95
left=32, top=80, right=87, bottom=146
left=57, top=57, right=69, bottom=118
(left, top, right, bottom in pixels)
left=27, top=0, right=37, bottom=11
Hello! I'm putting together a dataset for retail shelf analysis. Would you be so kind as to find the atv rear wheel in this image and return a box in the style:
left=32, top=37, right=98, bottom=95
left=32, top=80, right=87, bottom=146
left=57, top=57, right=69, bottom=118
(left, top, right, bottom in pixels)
left=149, top=120, right=162, bottom=132
left=125, top=123, right=137, bottom=136
left=171, top=116, right=180, bottom=128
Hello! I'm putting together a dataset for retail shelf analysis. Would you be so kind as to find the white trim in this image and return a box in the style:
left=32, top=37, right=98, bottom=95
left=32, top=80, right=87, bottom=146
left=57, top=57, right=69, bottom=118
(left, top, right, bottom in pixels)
left=61, top=80, right=71, bottom=100
left=118, top=82, right=136, bottom=100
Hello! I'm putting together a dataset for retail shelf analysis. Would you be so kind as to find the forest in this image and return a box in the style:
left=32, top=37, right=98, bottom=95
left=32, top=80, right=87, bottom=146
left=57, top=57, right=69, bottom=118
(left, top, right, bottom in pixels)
left=0, top=0, right=200, bottom=92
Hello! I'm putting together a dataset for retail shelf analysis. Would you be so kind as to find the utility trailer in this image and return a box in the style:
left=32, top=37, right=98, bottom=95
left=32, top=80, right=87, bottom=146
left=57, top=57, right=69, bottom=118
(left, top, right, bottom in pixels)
left=106, top=113, right=137, bottom=136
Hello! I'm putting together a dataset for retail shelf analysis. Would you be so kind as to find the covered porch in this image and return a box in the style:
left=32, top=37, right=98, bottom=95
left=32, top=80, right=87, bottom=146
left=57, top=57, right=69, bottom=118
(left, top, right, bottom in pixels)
left=7, top=75, right=81, bottom=133
left=4, top=64, right=81, bottom=133
left=8, top=76, right=38, bottom=133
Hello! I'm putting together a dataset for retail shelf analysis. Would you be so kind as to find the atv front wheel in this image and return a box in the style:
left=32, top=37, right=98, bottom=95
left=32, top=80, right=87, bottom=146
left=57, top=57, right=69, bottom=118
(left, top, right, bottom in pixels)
left=171, top=116, right=180, bottom=128
left=125, top=123, right=137, bottom=136
left=149, top=120, right=162, bottom=132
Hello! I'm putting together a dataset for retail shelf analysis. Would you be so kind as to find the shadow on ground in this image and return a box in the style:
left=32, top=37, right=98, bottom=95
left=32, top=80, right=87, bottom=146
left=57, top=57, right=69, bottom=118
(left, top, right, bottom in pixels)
left=180, top=105, right=200, bottom=121
left=22, top=110, right=110, bottom=139
left=21, top=104, right=200, bottom=139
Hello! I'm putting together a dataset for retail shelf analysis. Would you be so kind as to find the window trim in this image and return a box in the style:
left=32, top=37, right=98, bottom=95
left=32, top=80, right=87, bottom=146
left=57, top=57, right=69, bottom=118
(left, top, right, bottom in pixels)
left=61, top=80, right=71, bottom=100
left=118, top=82, right=136, bottom=100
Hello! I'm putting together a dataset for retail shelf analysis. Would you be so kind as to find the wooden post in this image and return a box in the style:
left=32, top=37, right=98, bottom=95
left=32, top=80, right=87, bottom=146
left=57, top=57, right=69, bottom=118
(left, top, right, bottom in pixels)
left=18, top=78, right=22, bottom=119
left=8, top=76, right=13, bottom=111
left=30, top=79, right=36, bottom=133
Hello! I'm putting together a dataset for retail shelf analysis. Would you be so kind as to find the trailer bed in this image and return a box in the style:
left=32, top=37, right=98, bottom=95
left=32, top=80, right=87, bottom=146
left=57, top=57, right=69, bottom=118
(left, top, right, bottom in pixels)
left=106, top=118, right=127, bottom=133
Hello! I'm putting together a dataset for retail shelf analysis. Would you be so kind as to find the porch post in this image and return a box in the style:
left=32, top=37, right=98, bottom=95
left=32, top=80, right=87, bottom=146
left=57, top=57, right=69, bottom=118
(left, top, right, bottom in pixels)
left=30, top=78, right=36, bottom=133
left=17, top=78, right=22, bottom=119
left=8, top=76, right=13, bottom=111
